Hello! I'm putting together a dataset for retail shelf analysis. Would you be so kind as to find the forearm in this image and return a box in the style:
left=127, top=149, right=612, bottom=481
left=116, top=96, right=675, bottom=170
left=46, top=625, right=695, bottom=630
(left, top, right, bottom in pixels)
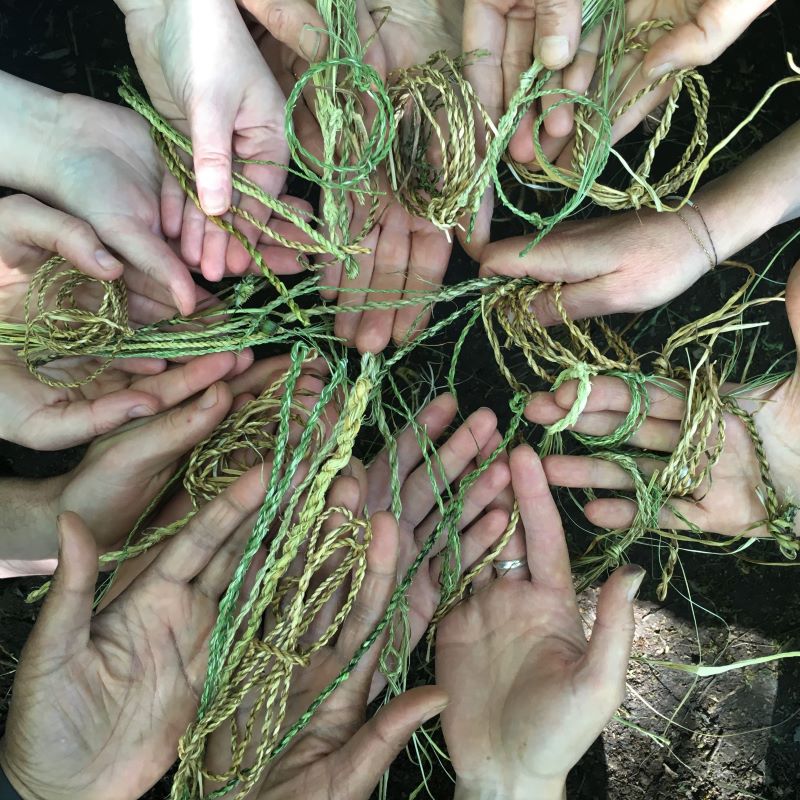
left=0, top=72, right=60, bottom=194
left=0, top=477, right=58, bottom=562
left=695, top=121, right=800, bottom=262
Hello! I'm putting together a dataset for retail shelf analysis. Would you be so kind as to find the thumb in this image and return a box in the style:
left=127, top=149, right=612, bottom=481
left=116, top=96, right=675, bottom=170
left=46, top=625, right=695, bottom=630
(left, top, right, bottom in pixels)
left=582, top=565, right=643, bottom=692
left=107, top=381, right=233, bottom=479
left=242, top=0, right=327, bottom=61
left=190, top=97, right=236, bottom=217
left=533, top=0, right=582, bottom=71
left=27, top=513, right=97, bottom=659
left=786, top=259, right=800, bottom=353
left=7, top=195, right=123, bottom=279
left=335, top=687, right=449, bottom=799
left=642, top=0, right=775, bottom=79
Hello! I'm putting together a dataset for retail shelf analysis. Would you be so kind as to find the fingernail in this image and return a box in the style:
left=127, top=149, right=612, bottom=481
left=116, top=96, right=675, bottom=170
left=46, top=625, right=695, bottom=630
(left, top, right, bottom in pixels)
left=537, top=36, right=570, bottom=69
left=199, top=384, right=219, bottom=409
left=299, top=26, right=322, bottom=62
left=200, top=186, right=229, bottom=217
left=624, top=565, right=646, bottom=602
left=94, top=249, right=122, bottom=272
left=128, top=404, right=155, bottom=419
left=647, top=61, right=674, bottom=80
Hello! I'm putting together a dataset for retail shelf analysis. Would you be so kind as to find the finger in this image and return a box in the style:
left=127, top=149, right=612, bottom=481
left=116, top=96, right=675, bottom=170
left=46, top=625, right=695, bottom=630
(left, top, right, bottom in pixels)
left=543, top=454, right=663, bottom=491
left=191, top=95, right=237, bottom=217
left=366, top=393, right=458, bottom=513
left=462, top=1, right=505, bottom=126
left=584, top=496, right=704, bottom=532
left=503, top=15, right=535, bottom=163
left=479, top=231, right=599, bottom=283
left=430, top=507, right=510, bottom=584
left=10, top=197, right=124, bottom=280
left=154, top=465, right=267, bottom=584
left=541, top=27, right=602, bottom=142
left=106, top=381, right=233, bottom=479
left=334, top=225, right=379, bottom=345
left=533, top=0, right=581, bottom=70
left=552, top=376, right=688, bottom=420
left=642, top=0, right=775, bottom=79
left=556, top=410, right=682, bottom=452
left=130, top=352, right=239, bottom=409
left=302, top=476, right=365, bottom=643
left=244, top=0, right=328, bottom=61
left=334, top=686, right=449, bottom=798
left=161, top=172, right=186, bottom=240
left=335, top=511, right=399, bottom=671
left=226, top=352, right=296, bottom=396
left=201, top=214, right=233, bottom=282
left=226, top=164, right=288, bottom=276
left=400, top=408, right=498, bottom=529
left=100, top=219, right=197, bottom=315
left=580, top=564, right=643, bottom=694
left=392, top=227, right=452, bottom=344
left=419, top=459, right=511, bottom=555
left=355, top=215, right=410, bottom=354
left=28, top=389, right=166, bottom=450
left=181, top=200, right=207, bottom=268
left=509, top=444, right=571, bottom=589
left=27, top=512, right=97, bottom=657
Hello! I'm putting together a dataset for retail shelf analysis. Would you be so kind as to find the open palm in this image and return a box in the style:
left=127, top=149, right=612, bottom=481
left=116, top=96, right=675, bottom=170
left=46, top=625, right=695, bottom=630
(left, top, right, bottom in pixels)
left=437, top=446, right=642, bottom=798
left=0, top=467, right=268, bottom=800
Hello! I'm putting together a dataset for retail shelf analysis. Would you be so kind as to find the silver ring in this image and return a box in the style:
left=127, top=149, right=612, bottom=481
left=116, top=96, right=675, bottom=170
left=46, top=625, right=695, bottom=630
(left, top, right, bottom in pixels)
left=493, top=557, right=527, bottom=575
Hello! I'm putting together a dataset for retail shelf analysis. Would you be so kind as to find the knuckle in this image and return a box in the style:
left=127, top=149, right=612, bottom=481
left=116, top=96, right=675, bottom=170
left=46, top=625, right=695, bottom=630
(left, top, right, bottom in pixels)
left=55, top=216, right=95, bottom=250
left=262, top=3, right=292, bottom=41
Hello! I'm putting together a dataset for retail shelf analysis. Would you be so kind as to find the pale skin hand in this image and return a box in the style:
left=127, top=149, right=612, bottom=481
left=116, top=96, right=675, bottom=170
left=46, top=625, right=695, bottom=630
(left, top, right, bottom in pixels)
left=0, top=219, right=251, bottom=451
left=117, top=0, right=290, bottom=280
left=524, top=259, right=800, bottom=540
left=0, top=467, right=271, bottom=800
left=0, top=71, right=199, bottom=314
left=481, top=120, right=800, bottom=324
left=437, top=445, right=644, bottom=800
left=0, top=359, right=241, bottom=567
left=267, top=1, right=464, bottom=352
left=462, top=0, right=596, bottom=164
left=608, top=0, right=779, bottom=144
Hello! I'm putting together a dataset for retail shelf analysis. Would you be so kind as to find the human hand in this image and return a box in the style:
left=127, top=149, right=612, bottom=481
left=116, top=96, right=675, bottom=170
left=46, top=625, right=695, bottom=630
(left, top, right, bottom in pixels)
left=462, top=0, right=599, bottom=163
left=119, top=0, right=292, bottom=280
left=0, top=465, right=269, bottom=800
left=582, top=0, right=778, bottom=148
left=0, top=194, right=127, bottom=281
left=364, top=393, right=512, bottom=679
left=481, top=206, right=711, bottom=323
left=4, top=76, right=202, bottom=315
left=524, top=260, right=800, bottom=540
left=3, top=353, right=244, bottom=567
left=246, top=505, right=449, bottom=800
left=267, top=4, right=458, bottom=352
left=436, top=445, right=643, bottom=799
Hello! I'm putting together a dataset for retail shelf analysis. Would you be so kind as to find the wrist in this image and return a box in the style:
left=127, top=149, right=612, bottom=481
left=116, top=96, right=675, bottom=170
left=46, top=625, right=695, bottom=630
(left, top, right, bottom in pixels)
left=454, top=776, right=567, bottom=800
left=0, top=476, right=62, bottom=562
left=0, top=72, right=60, bottom=194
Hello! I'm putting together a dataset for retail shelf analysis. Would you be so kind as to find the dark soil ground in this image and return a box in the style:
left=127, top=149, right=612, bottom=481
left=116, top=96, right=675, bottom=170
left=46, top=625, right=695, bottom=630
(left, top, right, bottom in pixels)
left=1, top=2, right=800, bottom=799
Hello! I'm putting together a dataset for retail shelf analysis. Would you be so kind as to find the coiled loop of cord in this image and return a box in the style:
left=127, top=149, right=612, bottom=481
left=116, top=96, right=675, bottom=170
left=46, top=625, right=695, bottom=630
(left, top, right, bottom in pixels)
left=22, top=256, right=130, bottom=388
left=285, top=56, right=395, bottom=192
left=388, top=51, right=496, bottom=233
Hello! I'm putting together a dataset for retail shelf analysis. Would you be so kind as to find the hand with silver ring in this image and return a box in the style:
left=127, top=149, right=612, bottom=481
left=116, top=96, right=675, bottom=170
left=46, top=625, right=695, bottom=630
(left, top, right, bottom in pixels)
left=493, top=557, right=527, bottom=576
left=436, top=444, right=646, bottom=800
